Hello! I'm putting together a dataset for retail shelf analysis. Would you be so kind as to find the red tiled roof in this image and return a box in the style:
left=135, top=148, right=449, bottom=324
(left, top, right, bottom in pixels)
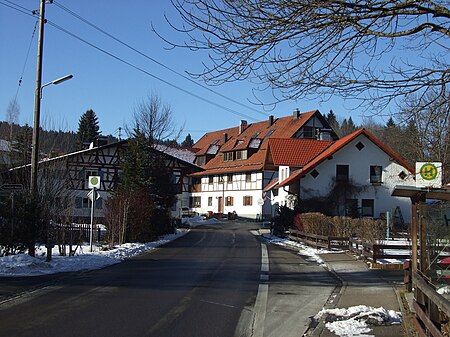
left=267, top=138, right=334, bottom=167
left=279, top=128, right=415, bottom=187
left=191, top=110, right=320, bottom=176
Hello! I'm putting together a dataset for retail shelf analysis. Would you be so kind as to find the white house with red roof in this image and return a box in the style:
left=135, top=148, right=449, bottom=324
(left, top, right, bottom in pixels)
left=189, top=109, right=338, bottom=219
left=265, top=128, right=416, bottom=223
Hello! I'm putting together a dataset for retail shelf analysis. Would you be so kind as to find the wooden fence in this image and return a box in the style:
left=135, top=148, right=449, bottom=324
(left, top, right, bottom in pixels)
left=288, top=229, right=349, bottom=251
left=287, top=229, right=412, bottom=263
left=348, top=238, right=412, bottom=263
left=54, top=223, right=103, bottom=244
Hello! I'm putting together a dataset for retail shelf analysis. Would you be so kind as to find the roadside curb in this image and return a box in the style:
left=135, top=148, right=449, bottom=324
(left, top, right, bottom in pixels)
left=306, top=256, right=346, bottom=337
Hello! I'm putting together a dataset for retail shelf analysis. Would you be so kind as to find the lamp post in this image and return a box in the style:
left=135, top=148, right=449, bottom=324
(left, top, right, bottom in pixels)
left=30, top=74, right=73, bottom=196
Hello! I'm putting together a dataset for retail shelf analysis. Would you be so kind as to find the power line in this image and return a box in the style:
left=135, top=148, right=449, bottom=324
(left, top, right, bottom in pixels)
left=3, top=1, right=263, bottom=121
left=13, top=21, right=38, bottom=102
left=46, top=20, right=259, bottom=121
left=0, top=0, right=34, bottom=17
left=52, top=1, right=268, bottom=118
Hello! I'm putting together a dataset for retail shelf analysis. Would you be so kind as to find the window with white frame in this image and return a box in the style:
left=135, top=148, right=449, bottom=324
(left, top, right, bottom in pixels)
left=191, top=196, right=201, bottom=208
left=224, top=152, right=234, bottom=161
left=370, top=166, right=383, bottom=184
left=208, top=197, right=212, bottom=206
left=245, top=173, right=252, bottom=182
left=236, top=150, right=247, bottom=160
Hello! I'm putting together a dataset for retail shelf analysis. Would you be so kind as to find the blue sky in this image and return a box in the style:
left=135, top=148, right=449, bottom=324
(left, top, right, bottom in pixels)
left=1, top=1, right=366, bottom=143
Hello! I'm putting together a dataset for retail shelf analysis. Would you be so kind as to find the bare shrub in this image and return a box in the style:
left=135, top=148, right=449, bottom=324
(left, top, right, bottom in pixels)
left=300, top=213, right=333, bottom=236
left=330, top=216, right=354, bottom=237
left=353, top=218, right=386, bottom=242
left=300, top=213, right=386, bottom=242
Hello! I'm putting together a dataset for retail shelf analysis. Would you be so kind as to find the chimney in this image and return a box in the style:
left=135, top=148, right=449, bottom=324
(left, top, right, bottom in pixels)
left=293, top=108, right=301, bottom=119
left=268, top=115, right=274, bottom=127
left=239, top=120, right=248, bottom=134
left=223, top=132, right=228, bottom=143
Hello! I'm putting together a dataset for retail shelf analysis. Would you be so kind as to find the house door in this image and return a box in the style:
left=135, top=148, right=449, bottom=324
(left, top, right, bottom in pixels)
left=218, top=197, right=223, bottom=214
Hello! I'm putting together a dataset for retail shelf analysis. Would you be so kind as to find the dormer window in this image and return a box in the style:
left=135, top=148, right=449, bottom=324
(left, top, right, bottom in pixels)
left=196, top=156, right=206, bottom=166
left=249, top=138, right=262, bottom=149
left=264, top=130, right=274, bottom=138
left=224, top=152, right=234, bottom=162
left=236, top=150, right=247, bottom=160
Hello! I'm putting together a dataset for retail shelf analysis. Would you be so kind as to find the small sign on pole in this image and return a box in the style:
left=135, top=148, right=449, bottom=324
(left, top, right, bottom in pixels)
left=88, top=176, right=101, bottom=252
left=88, top=176, right=101, bottom=189
left=415, top=162, right=443, bottom=188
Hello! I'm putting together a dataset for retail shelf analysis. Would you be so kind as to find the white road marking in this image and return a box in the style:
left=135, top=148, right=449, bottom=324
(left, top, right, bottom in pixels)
left=253, top=283, right=269, bottom=337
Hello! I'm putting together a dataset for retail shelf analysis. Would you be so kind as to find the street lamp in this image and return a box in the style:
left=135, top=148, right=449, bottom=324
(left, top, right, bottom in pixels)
left=30, top=74, right=73, bottom=196
left=40, top=74, right=73, bottom=98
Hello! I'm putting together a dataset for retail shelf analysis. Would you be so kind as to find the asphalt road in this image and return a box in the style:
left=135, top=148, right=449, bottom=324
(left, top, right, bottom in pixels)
left=0, top=222, right=261, bottom=337
left=0, top=222, right=338, bottom=337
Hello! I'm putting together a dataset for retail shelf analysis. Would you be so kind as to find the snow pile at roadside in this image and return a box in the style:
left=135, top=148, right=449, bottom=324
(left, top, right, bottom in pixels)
left=315, top=305, right=402, bottom=337
left=182, top=216, right=219, bottom=227
left=0, top=229, right=188, bottom=277
left=263, top=233, right=332, bottom=267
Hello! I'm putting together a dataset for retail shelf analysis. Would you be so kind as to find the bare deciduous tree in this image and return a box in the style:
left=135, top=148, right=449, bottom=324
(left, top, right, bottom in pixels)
left=5, top=98, right=20, bottom=141
left=128, top=93, right=181, bottom=145
left=160, top=1, right=449, bottom=110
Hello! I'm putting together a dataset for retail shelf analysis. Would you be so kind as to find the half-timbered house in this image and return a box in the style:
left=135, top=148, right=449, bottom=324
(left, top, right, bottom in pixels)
left=5, top=140, right=201, bottom=223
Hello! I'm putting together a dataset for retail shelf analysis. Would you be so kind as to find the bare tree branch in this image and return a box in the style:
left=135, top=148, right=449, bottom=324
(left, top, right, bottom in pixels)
left=158, top=0, right=450, bottom=110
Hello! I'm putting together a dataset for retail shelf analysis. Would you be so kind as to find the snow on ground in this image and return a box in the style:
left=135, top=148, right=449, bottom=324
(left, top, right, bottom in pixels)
left=263, top=233, right=403, bottom=337
left=0, top=217, right=221, bottom=278
left=0, top=229, right=189, bottom=277
left=262, top=233, right=336, bottom=267
left=315, top=305, right=402, bottom=337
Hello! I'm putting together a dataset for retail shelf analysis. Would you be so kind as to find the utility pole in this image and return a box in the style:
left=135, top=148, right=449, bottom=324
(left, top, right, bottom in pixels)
left=30, top=0, right=46, bottom=197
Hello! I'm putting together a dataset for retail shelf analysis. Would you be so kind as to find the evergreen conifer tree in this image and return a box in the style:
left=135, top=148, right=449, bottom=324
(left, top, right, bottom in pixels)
left=181, top=133, right=194, bottom=147
left=76, top=109, right=101, bottom=150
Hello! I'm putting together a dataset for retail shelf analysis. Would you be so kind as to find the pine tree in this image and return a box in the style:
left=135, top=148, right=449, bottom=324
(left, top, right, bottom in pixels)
left=181, top=133, right=194, bottom=147
left=11, top=124, right=33, bottom=166
left=76, top=109, right=101, bottom=150
left=325, top=110, right=340, bottom=137
left=386, top=117, right=396, bottom=128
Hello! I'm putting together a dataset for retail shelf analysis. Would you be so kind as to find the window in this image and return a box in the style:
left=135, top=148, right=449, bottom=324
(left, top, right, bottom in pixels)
left=227, top=174, right=233, bottom=183
left=362, top=199, right=374, bottom=217
left=345, top=199, right=358, bottom=217
left=196, top=156, right=206, bottom=166
left=208, top=176, right=214, bottom=184
left=310, top=169, right=319, bottom=179
left=224, top=152, right=234, bottom=161
left=336, top=165, right=349, bottom=182
left=208, top=197, right=212, bottom=206
left=355, top=142, right=365, bottom=151
left=303, top=126, right=315, bottom=139
left=245, top=173, right=252, bottom=182
left=225, top=196, right=234, bottom=206
left=370, top=166, right=383, bottom=183
left=85, top=169, right=98, bottom=179
left=75, top=197, right=102, bottom=209
left=264, top=130, right=274, bottom=138
left=190, top=196, right=201, bottom=208
left=243, top=196, right=253, bottom=206
left=236, top=150, right=247, bottom=160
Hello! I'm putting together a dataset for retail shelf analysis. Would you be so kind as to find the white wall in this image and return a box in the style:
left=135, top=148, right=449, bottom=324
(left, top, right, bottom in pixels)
left=298, top=134, right=415, bottom=223
left=191, top=171, right=277, bottom=219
